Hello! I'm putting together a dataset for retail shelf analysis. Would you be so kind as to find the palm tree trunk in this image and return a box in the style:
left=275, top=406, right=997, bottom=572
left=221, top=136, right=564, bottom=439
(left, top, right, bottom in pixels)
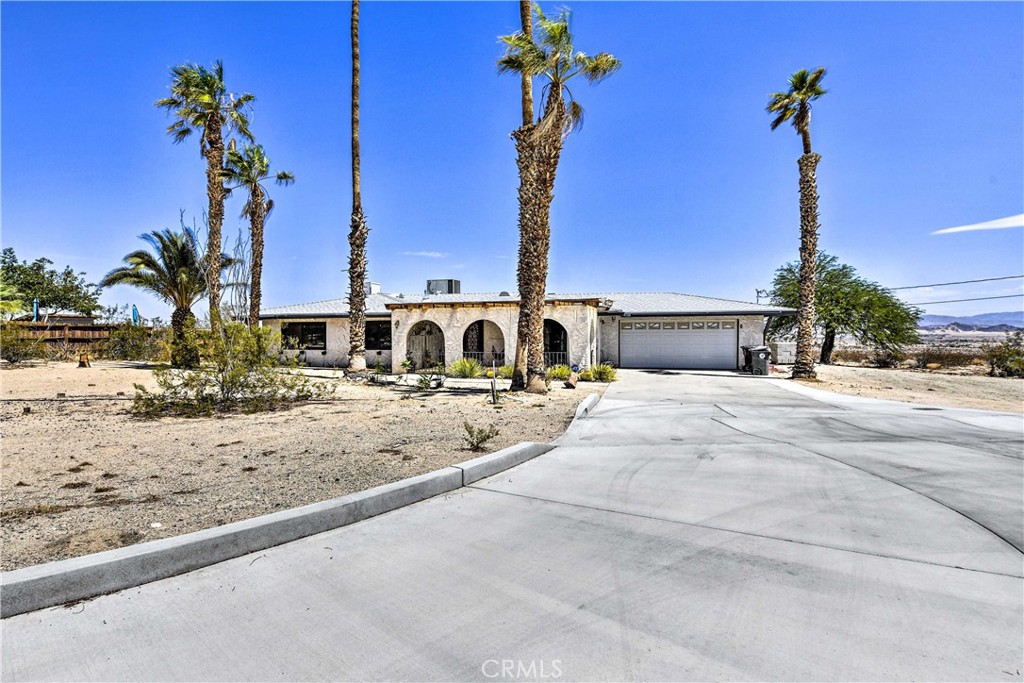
left=510, top=0, right=534, bottom=391
left=523, top=90, right=567, bottom=394
left=171, top=306, right=199, bottom=368
left=347, top=0, right=368, bottom=373
left=793, top=152, right=821, bottom=379
left=204, top=122, right=226, bottom=338
left=247, top=189, right=266, bottom=328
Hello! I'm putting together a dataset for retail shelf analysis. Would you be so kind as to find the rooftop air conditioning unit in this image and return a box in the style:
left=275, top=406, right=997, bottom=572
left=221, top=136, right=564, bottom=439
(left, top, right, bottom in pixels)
left=426, top=279, right=460, bottom=295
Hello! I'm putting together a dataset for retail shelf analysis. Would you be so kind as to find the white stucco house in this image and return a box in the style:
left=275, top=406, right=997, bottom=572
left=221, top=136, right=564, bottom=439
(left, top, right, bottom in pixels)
left=259, top=281, right=794, bottom=372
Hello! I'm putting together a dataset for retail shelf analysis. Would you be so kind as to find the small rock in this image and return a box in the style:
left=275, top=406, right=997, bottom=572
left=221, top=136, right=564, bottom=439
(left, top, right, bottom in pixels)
left=150, top=522, right=162, bottom=529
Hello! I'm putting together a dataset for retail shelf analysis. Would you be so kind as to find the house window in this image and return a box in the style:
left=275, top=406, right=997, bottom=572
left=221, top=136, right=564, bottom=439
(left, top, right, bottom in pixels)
left=663, top=322, right=675, bottom=329
left=707, top=321, right=720, bottom=329
left=692, top=322, right=705, bottom=330
left=649, top=322, right=661, bottom=330
left=365, top=320, right=392, bottom=350
left=722, top=321, right=736, bottom=329
left=634, top=322, right=647, bottom=330
left=282, top=322, right=327, bottom=350
left=620, top=322, right=633, bottom=330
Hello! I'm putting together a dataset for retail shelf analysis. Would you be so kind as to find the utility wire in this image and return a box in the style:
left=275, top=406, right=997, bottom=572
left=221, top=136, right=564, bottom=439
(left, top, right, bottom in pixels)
left=905, top=294, right=1024, bottom=305
left=891, top=275, right=1023, bottom=290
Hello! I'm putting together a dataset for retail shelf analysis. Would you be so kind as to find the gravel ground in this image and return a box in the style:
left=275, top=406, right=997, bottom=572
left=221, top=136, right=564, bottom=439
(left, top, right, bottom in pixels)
left=0, top=361, right=604, bottom=571
left=778, top=363, right=1023, bottom=413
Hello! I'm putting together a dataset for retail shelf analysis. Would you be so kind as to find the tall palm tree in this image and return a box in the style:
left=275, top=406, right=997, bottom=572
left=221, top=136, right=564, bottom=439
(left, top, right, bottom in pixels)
left=767, top=67, right=827, bottom=380
left=347, top=0, right=370, bottom=373
left=101, top=228, right=231, bottom=368
left=499, top=6, right=620, bottom=393
left=509, top=0, right=534, bottom=391
left=223, top=142, right=295, bottom=328
left=155, top=61, right=254, bottom=338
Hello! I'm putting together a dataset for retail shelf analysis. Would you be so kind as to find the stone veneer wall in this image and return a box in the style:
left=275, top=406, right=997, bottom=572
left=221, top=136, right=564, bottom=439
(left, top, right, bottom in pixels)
left=389, top=302, right=598, bottom=373
left=597, top=315, right=767, bottom=368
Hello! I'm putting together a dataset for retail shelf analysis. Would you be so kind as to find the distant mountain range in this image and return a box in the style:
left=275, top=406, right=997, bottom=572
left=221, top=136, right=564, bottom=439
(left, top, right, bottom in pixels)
left=919, top=311, right=1024, bottom=331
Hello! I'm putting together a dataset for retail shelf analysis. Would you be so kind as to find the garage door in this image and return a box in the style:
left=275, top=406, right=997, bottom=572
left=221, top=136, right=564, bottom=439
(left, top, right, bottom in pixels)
left=619, top=320, right=738, bottom=369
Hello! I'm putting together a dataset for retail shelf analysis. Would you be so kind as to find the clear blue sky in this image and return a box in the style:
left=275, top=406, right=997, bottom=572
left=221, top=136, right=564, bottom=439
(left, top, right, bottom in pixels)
left=2, top=1, right=1022, bottom=321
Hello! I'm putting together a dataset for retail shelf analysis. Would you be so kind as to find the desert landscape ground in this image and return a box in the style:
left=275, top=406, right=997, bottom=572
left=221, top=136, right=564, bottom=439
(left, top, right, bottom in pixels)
left=2, top=344, right=1021, bottom=572
left=0, top=361, right=603, bottom=571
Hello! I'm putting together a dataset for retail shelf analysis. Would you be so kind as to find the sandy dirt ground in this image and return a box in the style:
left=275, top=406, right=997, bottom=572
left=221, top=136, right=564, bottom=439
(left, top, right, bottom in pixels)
left=776, top=363, right=1023, bottom=413
left=0, top=361, right=603, bottom=571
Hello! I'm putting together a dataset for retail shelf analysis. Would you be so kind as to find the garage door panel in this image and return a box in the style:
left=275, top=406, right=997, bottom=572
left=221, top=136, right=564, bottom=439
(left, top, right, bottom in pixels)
left=620, top=320, right=737, bottom=369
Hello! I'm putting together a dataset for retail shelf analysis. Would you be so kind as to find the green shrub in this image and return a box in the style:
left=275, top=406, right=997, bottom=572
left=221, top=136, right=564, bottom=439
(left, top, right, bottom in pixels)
left=497, top=364, right=514, bottom=379
left=590, top=363, right=617, bottom=382
left=545, top=364, right=572, bottom=381
left=463, top=422, right=499, bottom=452
left=988, top=332, right=1024, bottom=378
left=448, top=357, right=484, bottom=378
left=578, top=369, right=594, bottom=382
left=132, top=323, right=332, bottom=417
left=0, top=322, right=43, bottom=363
left=104, top=323, right=166, bottom=361
left=414, top=364, right=446, bottom=391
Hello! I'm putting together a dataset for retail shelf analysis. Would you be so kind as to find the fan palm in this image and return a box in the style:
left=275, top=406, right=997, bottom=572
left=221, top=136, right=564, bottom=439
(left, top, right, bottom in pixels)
left=101, top=228, right=231, bottom=368
left=499, top=5, right=620, bottom=393
left=155, top=60, right=254, bottom=338
left=223, top=142, right=294, bottom=328
left=348, top=0, right=370, bottom=373
left=767, top=67, right=827, bottom=379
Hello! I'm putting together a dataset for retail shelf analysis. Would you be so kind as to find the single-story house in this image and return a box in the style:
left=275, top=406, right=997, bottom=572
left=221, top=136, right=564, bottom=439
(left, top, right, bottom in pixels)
left=259, top=281, right=794, bottom=372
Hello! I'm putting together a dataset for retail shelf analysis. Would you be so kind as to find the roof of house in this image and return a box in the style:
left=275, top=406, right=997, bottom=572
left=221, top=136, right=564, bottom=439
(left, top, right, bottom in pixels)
left=580, top=292, right=794, bottom=316
left=260, top=291, right=794, bottom=319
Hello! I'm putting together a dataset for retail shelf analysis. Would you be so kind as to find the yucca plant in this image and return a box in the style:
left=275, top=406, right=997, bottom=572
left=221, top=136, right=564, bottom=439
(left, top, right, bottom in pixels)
left=448, top=357, right=485, bottom=378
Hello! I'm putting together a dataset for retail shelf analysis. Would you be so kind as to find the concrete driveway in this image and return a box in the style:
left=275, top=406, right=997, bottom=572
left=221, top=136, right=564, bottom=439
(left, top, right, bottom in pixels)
left=3, top=370, right=1022, bottom=681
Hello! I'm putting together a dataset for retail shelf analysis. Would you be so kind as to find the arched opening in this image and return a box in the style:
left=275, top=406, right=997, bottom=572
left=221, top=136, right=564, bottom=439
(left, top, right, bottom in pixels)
left=406, top=321, right=445, bottom=371
left=462, top=320, right=506, bottom=366
left=543, top=319, right=569, bottom=368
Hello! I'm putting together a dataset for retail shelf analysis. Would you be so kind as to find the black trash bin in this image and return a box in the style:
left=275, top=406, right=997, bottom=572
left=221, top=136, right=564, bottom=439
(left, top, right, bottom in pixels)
left=740, top=345, right=754, bottom=373
left=748, top=345, right=771, bottom=375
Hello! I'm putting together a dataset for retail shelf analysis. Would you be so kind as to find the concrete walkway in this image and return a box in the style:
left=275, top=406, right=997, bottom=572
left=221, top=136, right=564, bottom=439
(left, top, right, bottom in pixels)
left=3, top=370, right=1022, bottom=681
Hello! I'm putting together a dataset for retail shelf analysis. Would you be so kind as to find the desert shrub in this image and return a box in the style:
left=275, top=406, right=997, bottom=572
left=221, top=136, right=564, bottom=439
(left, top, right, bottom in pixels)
left=870, top=349, right=906, bottom=368
left=0, top=323, right=43, bottom=363
left=104, top=324, right=166, bottom=361
left=448, top=357, right=484, bottom=378
left=911, top=347, right=979, bottom=369
left=545, top=364, right=572, bottom=381
left=830, top=348, right=874, bottom=365
left=590, top=363, right=618, bottom=382
left=497, top=364, right=514, bottom=379
left=414, top=364, right=446, bottom=391
left=988, top=332, right=1024, bottom=378
left=464, top=422, right=500, bottom=452
left=132, top=323, right=332, bottom=417
left=578, top=369, right=594, bottom=382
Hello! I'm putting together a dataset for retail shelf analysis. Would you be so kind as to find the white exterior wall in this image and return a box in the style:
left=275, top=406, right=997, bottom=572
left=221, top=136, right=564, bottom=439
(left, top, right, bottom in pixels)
left=262, top=318, right=392, bottom=368
left=598, top=314, right=767, bottom=368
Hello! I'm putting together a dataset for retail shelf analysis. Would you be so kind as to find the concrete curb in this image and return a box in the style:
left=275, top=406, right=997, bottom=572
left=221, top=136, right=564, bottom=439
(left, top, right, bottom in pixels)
left=455, top=442, right=555, bottom=485
left=1, top=441, right=554, bottom=619
left=574, top=393, right=602, bottom=420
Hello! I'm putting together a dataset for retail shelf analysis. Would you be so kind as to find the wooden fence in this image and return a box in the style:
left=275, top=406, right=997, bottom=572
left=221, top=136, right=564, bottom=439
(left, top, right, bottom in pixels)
left=3, top=323, right=146, bottom=347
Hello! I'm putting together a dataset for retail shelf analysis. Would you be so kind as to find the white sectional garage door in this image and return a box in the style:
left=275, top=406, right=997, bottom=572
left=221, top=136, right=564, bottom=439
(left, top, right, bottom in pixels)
left=619, top=319, right=738, bottom=369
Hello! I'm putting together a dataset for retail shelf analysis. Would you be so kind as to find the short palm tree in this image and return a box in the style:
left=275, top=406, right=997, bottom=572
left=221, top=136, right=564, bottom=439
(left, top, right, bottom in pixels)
left=101, top=228, right=231, bottom=368
left=155, top=61, right=254, bottom=338
left=223, top=142, right=294, bottom=328
left=348, top=0, right=369, bottom=373
left=499, top=5, right=620, bottom=393
left=767, top=67, right=827, bottom=379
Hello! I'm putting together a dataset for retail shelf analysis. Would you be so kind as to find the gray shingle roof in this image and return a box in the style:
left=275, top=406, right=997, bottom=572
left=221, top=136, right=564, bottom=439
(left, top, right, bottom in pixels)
left=259, top=293, right=399, bottom=318
left=260, top=291, right=794, bottom=318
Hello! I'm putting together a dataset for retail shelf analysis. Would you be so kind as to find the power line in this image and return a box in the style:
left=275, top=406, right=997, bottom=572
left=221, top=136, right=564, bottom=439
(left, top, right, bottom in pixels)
left=906, top=294, right=1024, bottom=305
left=891, top=275, right=1024, bottom=290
